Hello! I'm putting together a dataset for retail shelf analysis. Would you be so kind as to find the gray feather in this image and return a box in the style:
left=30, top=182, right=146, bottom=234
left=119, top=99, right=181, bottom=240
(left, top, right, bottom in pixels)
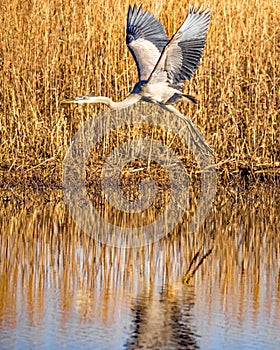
left=148, top=5, right=210, bottom=88
left=126, top=4, right=169, bottom=80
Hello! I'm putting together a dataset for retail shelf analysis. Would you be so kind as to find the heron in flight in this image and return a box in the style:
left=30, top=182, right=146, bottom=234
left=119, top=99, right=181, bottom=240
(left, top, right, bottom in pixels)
left=64, top=4, right=212, bottom=153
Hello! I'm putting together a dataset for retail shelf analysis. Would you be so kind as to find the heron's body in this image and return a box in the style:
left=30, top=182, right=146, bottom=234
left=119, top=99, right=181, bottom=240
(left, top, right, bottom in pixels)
left=64, top=4, right=212, bottom=153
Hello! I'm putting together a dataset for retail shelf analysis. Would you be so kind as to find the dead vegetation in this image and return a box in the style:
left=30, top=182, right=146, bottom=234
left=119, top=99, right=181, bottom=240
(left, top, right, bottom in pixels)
left=0, top=0, right=279, bottom=187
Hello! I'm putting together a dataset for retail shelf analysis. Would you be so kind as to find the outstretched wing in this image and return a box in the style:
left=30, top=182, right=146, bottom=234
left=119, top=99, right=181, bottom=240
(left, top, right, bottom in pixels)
left=148, top=4, right=210, bottom=89
left=126, top=4, right=169, bottom=81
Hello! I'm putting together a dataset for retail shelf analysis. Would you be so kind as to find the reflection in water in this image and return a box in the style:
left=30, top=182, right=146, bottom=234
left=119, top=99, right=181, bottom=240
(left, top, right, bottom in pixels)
left=126, top=287, right=199, bottom=349
left=0, top=184, right=280, bottom=349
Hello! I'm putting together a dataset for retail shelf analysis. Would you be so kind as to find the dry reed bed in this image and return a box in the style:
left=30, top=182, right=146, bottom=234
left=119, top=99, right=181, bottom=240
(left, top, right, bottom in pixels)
left=0, top=0, right=279, bottom=186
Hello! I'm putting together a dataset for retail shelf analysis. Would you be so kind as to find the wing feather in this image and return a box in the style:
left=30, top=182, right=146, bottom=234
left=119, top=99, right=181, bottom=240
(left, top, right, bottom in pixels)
left=148, top=4, right=210, bottom=89
left=126, top=4, right=169, bottom=81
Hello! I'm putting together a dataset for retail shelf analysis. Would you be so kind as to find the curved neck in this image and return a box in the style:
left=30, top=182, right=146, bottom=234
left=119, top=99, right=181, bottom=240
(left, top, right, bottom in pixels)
left=85, top=94, right=140, bottom=110
left=85, top=95, right=114, bottom=107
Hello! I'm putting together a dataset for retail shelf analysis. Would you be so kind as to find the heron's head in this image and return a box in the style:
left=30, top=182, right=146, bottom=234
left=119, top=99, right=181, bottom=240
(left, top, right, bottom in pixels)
left=62, top=95, right=95, bottom=104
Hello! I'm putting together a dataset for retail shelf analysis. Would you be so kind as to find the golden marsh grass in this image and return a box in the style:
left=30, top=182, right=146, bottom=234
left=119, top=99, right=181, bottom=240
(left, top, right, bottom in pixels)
left=0, top=0, right=279, bottom=187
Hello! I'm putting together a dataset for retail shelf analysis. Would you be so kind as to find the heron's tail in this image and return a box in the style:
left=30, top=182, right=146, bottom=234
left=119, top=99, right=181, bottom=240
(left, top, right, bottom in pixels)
left=181, top=93, right=198, bottom=104
left=166, top=93, right=198, bottom=105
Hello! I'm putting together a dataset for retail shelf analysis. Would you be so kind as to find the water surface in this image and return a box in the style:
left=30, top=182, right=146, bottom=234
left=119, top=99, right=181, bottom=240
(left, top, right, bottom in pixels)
left=0, top=184, right=279, bottom=349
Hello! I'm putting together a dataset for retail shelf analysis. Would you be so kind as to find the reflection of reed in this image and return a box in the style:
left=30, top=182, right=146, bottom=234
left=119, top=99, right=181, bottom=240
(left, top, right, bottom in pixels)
left=0, top=184, right=279, bottom=336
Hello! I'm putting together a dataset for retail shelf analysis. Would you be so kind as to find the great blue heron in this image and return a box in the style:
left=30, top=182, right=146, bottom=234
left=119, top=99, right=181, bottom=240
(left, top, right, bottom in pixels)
left=63, top=4, right=212, bottom=153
